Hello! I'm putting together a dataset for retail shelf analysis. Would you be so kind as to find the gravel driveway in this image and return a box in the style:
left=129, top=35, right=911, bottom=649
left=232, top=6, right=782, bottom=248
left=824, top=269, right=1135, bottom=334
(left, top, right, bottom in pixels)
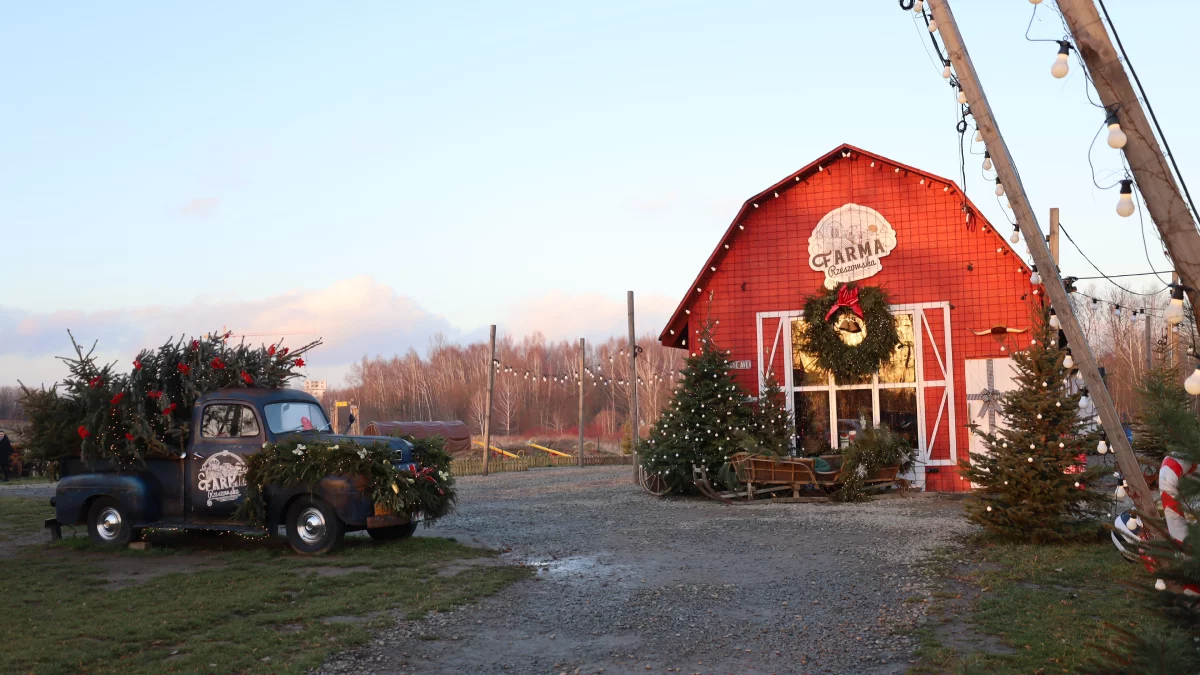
left=320, top=466, right=973, bottom=675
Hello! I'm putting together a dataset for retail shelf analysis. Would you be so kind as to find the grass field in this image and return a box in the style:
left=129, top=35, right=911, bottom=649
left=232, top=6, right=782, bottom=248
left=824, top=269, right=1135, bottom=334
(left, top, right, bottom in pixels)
left=911, top=535, right=1166, bottom=674
left=0, top=496, right=529, bottom=674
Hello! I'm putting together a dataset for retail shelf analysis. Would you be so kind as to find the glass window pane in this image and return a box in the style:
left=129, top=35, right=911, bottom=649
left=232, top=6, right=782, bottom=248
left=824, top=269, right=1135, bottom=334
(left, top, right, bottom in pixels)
left=264, top=401, right=330, bottom=434
left=791, top=319, right=828, bottom=386
left=794, top=391, right=831, bottom=456
left=879, top=388, right=919, bottom=449
left=879, top=313, right=916, bottom=384
left=834, top=390, right=873, bottom=450
left=201, top=405, right=237, bottom=438
left=238, top=406, right=261, bottom=437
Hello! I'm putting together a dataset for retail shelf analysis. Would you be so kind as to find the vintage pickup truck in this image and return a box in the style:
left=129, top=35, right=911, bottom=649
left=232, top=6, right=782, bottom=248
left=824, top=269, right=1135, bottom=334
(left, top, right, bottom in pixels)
left=46, top=388, right=419, bottom=554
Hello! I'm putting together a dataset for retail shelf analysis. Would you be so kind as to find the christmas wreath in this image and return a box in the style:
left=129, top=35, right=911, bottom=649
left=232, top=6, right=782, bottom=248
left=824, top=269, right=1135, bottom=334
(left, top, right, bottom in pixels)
left=235, top=436, right=456, bottom=527
left=797, top=284, right=900, bottom=381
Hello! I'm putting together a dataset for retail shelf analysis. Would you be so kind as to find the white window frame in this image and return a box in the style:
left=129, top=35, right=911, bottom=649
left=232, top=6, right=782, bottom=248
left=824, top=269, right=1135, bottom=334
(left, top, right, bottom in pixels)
left=756, top=302, right=957, bottom=476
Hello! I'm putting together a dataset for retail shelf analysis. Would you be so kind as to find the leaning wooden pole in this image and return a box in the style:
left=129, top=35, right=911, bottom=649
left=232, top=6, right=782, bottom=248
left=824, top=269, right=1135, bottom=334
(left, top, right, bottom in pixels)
left=928, top=0, right=1156, bottom=517
left=482, top=325, right=496, bottom=477
left=1057, top=0, right=1200, bottom=311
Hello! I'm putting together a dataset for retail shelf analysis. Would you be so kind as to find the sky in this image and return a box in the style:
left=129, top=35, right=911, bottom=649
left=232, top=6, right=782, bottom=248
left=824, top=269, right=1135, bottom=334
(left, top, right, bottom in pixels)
left=2, top=1, right=1197, bottom=387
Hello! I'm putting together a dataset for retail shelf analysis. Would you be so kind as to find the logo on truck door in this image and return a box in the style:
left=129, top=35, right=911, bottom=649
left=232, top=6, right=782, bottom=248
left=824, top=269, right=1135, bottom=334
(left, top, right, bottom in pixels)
left=197, top=450, right=248, bottom=506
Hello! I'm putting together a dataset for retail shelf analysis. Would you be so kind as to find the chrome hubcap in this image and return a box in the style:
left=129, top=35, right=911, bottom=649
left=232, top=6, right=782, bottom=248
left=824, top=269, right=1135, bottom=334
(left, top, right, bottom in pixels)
left=97, top=507, right=122, bottom=541
left=298, top=507, right=326, bottom=545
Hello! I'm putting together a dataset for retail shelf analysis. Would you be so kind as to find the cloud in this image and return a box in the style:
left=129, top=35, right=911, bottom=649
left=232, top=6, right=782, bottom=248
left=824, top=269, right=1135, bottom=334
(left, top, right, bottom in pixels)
left=0, top=279, right=683, bottom=389
left=0, top=276, right=458, bottom=388
left=180, top=196, right=221, bottom=218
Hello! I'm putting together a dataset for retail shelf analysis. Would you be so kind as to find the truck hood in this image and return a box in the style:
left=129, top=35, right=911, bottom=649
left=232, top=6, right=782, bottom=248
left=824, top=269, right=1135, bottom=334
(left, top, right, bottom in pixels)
left=285, top=433, right=414, bottom=464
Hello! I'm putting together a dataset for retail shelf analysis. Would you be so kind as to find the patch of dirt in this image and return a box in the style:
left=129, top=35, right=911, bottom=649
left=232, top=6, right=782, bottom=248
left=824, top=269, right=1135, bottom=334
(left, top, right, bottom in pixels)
left=0, top=531, right=48, bottom=558
left=88, top=553, right=228, bottom=590
left=926, top=564, right=1016, bottom=658
left=293, top=565, right=376, bottom=578
left=435, top=557, right=505, bottom=577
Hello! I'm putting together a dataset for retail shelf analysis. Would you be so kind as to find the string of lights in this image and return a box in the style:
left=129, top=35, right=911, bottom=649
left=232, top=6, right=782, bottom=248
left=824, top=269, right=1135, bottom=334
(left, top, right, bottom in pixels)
left=1059, top=223, right=1170, bottom=297
left=487, top=357, right=683, bottom=390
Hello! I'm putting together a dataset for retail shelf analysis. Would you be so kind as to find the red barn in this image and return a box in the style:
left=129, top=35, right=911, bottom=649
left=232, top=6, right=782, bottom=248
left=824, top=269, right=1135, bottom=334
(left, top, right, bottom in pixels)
left=658, top=144, right=1039, bottom=492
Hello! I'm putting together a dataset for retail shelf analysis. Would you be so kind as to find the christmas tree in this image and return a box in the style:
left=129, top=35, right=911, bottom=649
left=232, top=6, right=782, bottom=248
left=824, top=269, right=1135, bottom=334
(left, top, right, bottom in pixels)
left=753, top=373, right=794, bottom=456
left=960, top=305, right=1106, bottom=542
left=641, top=321, right=756, bottom=493
left=1087, top=361, right=1200, bottom=673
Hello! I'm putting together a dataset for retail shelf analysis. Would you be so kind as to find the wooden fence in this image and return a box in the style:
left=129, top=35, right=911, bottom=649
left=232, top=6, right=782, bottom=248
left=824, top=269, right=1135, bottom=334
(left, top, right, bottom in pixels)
left=450, top=453, right=634, bottom=476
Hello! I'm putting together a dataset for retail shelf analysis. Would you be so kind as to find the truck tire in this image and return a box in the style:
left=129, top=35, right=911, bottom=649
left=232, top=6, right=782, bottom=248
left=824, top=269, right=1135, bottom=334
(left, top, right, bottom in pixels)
left=285, top=496, right=344, bottom=555
left=87, top=497, right=134, bottom=547
left=367, top=521, right=418, bottom=541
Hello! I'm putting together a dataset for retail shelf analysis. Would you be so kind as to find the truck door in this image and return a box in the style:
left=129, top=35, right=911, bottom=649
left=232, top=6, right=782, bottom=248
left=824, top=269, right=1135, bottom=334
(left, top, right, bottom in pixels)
left=188, top=401, right=263, bottom=521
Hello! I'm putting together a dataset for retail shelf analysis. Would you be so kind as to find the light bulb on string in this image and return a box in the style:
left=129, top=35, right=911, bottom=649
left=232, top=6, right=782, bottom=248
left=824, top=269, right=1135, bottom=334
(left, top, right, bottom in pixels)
left=983, top=151, right=993, bottom=172
left=1166, top=284, right=1186, bottom=326
left=974, top=129, right=983, bottom=143
left=957, top=88, right=967, bottom=105
left=1116, top=179, right=1135, bottom=217
left=1064, top=351, right=1074, bottom=369
left=1097, top=436, right=1108, bottom=454
left=1030, top=265, right=1041, bottom=285
left=1185, top=365, right=1200, bottom=396
left=1079, top=388, right=1090, bottom=410
left=1049, top=307, right=1060, bottom=329
left=1051, top=41, right=1071, bottom=79
left=1030, top=0, right=1043, bottom=4
left=1009, top=225, right=1020, bottom=244
left=914, top=0, right=924, bottom=12
left=1106, top=110, right=1127, bottom=149
left=1114, top=304, right=1122, bottom=318
left=928, top=17, right=937, bottom=32
left=994, top=179, right=1004, bottom=197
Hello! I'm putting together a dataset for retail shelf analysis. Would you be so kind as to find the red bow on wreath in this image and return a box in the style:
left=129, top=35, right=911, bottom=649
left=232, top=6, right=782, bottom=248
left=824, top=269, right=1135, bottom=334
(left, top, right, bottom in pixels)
left=824, top=285, right=864, bottom=321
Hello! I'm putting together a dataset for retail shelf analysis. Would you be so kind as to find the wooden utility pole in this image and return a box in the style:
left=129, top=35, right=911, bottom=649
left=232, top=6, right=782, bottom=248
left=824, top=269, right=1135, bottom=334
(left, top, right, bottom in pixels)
left=627, top=291, right=640, bottom=477
left=1057, top=0, right=1200, bottom=309
left=928, top=0, right=1155, bottom=517
left=482, top=325, right=496, bottom=477
left=1048, top=207, right=1060, bottom=266
left=578, top=337, right=585, bottom=467
left=1170, top=272, right=1181, bottom=372
left=1145, top=303, right=1154, bottom=371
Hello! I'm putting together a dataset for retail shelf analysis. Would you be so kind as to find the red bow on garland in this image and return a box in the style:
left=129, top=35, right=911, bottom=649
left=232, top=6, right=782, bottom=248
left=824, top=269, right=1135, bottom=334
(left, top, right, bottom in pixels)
left=824, top=285, right=864, bottom=322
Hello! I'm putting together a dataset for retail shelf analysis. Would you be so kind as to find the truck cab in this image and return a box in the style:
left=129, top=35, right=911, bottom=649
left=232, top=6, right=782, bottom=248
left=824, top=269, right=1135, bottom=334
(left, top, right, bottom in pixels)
left=51, top=388, right=418, bottom=554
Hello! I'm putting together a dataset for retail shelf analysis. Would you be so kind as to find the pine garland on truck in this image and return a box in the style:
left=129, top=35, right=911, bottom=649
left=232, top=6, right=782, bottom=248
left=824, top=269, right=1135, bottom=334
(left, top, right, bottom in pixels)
left=19, top=330, right=320, bottom=466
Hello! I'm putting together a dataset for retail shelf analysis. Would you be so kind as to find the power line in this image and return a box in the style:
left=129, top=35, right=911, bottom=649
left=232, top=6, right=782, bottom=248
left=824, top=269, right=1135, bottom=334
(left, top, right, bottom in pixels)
left=1059, top=223, right=1170, bottom=296
left=1072, top=271, right=1175, bottom=281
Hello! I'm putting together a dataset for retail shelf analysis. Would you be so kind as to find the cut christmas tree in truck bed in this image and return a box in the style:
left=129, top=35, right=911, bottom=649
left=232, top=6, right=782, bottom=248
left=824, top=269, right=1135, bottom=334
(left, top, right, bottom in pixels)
left=22, top=331, right=456, bottom=555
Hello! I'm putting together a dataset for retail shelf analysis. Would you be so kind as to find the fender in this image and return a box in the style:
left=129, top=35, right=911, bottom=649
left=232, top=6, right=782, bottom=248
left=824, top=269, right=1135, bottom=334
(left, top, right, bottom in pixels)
left=264, top=474, right=399, bottom=531
left=55, top=473, right=162, bottom=526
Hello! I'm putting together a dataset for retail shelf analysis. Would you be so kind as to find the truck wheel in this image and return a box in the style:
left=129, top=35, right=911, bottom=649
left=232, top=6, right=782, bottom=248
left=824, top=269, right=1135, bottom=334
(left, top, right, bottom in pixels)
left=87, top=497, right=134, bottom=547
left=286, top=497, right=344, bottom=555
left=367, top=522, right=418, bottom=541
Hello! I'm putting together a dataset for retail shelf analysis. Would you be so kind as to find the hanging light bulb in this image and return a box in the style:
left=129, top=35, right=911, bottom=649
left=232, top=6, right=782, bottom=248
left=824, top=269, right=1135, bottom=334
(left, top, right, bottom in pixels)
left=957, top=88, right=967, bottom=104
left=1104, top=110, right=1128, bottom=149
left=1009, top=225, right=1020, bottom=244
left=974, top=129, right=983, bottom=143
left=942, top=64, right=951, bottom=79
left=994, top=178, right=1005, bottom=197
left=1186, top=365, right=1200, bottom=396
left=1030, top=0, right=1043, bottom=4
left=928, top=17, right=937, bottom=33
left=1166, top=284, right=1186, bottom=326
left=1114, top=304, right=1122, bottom=318
left=1030, top=265, right=1041, bottom=285
left=1156, top=579, right=1167, bottom=591
left=1064, top=351, right=1074, bottom=369
left=1049, top=307, right=1060, bottom=329
left=1116, top=179, right=1135, bottom=217
left=1051, top=41, right=1071, bottom=79
left=1116, top=485, right=1127, bottom=498
left=914, top=0, right=924, bottom=13
left=1079, top=388, right=1090, bottom=409
left=1097, top=437, right=1108, bottom=454
left=983, top=151, right=993, bottom=172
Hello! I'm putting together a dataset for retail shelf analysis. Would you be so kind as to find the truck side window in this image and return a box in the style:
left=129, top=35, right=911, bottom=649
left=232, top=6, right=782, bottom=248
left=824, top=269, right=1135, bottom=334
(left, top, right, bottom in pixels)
left=201, top=405, right=238, bottom=438
left=238, top=406, right=261, bottom=437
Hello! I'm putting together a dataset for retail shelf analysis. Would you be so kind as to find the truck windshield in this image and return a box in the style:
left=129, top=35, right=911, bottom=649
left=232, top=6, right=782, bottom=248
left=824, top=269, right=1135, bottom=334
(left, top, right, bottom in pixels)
left=264, top=402, right=331, bottom=434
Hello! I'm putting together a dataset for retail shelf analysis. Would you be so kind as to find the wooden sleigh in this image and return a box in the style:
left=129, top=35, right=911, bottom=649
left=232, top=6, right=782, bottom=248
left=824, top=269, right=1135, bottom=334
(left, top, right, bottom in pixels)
left=692, top=452, right=905, bottom=504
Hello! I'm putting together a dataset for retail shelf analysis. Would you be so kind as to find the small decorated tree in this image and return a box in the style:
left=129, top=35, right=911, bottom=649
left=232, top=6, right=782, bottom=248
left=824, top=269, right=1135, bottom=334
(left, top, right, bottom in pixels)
left=641, top=321, right=756, bottom=493
left=753, top=374, right=794, bottom=456
left=960, top=305, right=1106, bottom=542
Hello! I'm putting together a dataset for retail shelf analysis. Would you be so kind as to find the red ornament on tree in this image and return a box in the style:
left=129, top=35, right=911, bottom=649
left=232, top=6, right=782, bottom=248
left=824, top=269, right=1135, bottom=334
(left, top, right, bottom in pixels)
left=77, top=425, right=90, bottom=439
left=281, top=347, right=289, bottom=356
left=268, top=345, right=276, bottom=356
left=133, top=359, right=142, bottom=370
left=241, top=371, right=254, bottom=385
left=125, top=433, right=135, bottom=441
left=177, top=363, right=191, bottom=375
left=88, top=376, right=103, bottom=388
left=110, top=392, right=125, bottom=406
left=147, top=390, right=163, bottom=400
left=191, top=340, right=200, bottom=351
left=211, top=357, right=226, bottom=370
left=163, top=403, right=177, bottom=415
left=294, top=358, right=305, bottom=368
